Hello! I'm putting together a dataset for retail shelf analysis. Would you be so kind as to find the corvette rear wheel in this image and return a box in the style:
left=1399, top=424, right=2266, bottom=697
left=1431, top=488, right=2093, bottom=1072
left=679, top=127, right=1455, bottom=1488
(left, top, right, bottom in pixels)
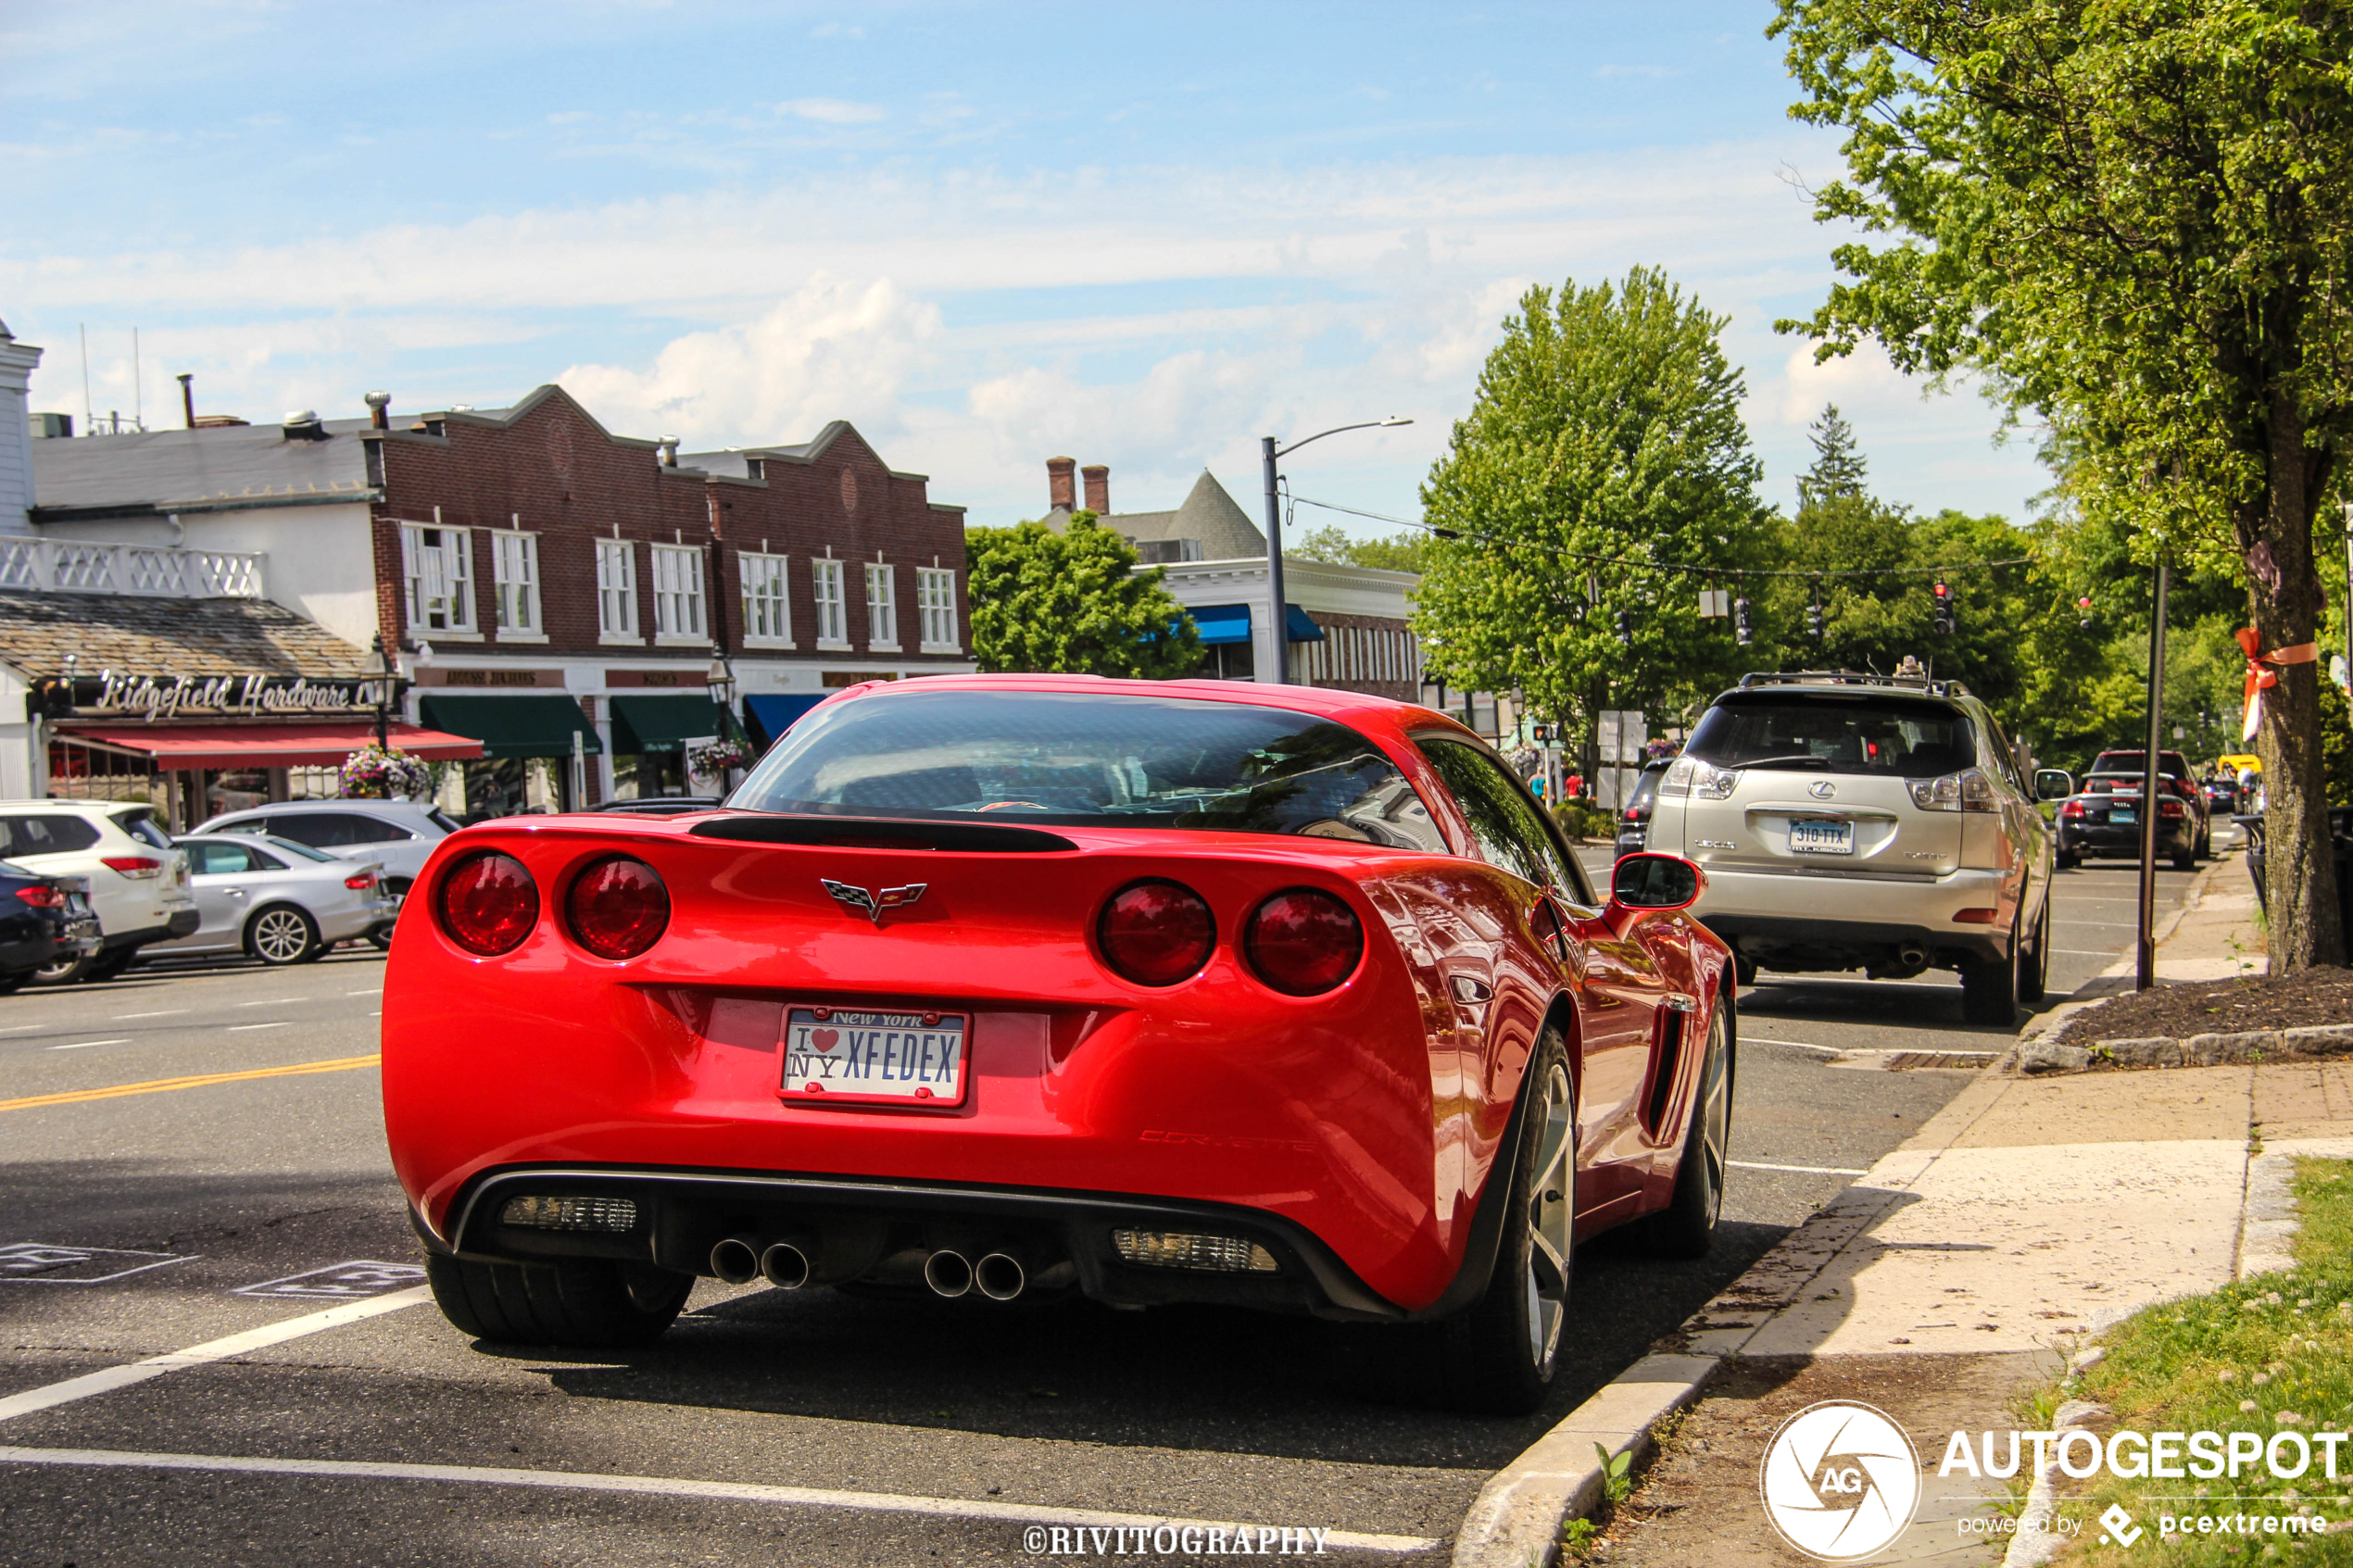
left=423, top=1253, right=691, bottom=1348
left=1638, top=1005, right=1730, bottom=1260
left=1427, top=1025, right=1573, bottom=1415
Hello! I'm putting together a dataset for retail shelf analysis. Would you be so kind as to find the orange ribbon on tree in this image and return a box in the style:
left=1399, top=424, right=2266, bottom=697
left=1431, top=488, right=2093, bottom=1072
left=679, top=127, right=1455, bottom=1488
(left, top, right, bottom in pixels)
left=2236, top=628, right=2320, bottom=743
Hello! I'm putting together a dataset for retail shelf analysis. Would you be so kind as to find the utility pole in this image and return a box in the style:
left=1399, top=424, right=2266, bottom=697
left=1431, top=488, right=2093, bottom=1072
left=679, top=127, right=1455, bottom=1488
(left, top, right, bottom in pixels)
left=2136, top=555, right=2171, bottom=990
left=1261, top=435, right=1288, bottom=684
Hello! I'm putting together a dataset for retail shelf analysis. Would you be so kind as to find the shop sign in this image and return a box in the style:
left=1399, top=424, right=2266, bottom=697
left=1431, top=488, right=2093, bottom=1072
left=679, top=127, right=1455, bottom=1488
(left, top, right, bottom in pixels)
left=31, top=672, right=376, bottom=721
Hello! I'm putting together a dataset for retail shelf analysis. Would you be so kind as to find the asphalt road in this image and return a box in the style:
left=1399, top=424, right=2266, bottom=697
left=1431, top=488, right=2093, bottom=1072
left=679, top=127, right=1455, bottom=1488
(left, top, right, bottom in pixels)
left=0, top=847, right=2219, bottom=1565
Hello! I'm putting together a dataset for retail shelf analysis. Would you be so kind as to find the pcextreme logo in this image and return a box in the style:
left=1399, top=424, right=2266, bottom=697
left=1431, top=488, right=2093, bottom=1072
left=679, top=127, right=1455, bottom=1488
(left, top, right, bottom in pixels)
left=1758, top=1400, right=1923, bottom=1562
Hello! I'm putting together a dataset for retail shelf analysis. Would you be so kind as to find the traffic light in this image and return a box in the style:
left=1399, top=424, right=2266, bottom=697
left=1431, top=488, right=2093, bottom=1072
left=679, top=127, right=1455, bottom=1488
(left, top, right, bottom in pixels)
left=1931, top=579, right=1956, bottom=635
left=1806, top=596, right=1825, bottom=641
left=1732, top=596, right=1754, bottom=646
left=1613, top=609, right=1633, bottom=646
left=2078, top=595, right=2095, bottom=627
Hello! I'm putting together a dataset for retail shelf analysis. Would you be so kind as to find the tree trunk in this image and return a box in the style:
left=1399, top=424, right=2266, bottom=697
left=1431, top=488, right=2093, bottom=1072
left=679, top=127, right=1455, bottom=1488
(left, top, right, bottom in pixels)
left=2248, top=390, right=2346, bottom=970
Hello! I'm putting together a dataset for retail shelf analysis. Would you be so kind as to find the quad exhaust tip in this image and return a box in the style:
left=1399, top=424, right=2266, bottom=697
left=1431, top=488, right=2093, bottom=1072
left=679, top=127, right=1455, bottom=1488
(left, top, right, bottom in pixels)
left=923, top=1248, right=974, bottom=1298
left=760, top=1241, right=812, bottom=1290
left=709, top=1236, right=761, bottom=1286
left=975, top=1251, right=1026, bottom=1301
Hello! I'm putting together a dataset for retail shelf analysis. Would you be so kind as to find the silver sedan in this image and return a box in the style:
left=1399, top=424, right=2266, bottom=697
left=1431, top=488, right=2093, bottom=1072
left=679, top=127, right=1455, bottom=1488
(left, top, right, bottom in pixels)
left=151, top=834, right=399, bottom=966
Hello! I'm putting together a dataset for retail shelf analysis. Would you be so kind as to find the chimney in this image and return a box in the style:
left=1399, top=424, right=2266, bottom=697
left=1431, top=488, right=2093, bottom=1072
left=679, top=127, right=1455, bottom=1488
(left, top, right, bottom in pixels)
left=177, top=373, right=195, bottom=430
left=1046, top=456, right=1076, bottom=513
left=1081, top=464, right=1109, bottom=514
left=658, top=434, right=679, bottom=468
left=364, top=391, right=391, bottom=430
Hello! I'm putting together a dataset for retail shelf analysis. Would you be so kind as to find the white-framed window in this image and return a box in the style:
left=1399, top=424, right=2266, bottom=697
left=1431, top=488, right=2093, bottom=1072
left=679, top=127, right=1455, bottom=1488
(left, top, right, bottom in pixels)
left=490, top=530, right=540, bottom=636
left=650, top=544, right=707, bottom=641
left=400, top=523, right=474, bottom=633
left=596, top=539, right=639, bottom=641
left=917, top=567, right=959, bottom=651
left=740, top=552, right=792, bottom=645
left=864, top=562, right=899, bottom=649
left=812, top=558, right=848, bottom=646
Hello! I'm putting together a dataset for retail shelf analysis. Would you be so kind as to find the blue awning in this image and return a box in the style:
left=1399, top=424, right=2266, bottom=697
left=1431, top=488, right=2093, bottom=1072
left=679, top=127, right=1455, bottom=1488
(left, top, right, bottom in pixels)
left=1284, top=603, right=1325, bottom=644
left=1191, top=603, right=1252, bottom=646
left=744, top=694, right=825, bottom=748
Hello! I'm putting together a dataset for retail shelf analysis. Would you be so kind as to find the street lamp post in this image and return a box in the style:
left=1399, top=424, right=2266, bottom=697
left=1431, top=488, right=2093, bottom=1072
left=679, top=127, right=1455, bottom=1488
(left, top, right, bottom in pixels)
left=364, top=633, right=395, bottom=751
left=706, top=646, right=742, bottom=790
left=1260, top=416, right=1412, bottom=684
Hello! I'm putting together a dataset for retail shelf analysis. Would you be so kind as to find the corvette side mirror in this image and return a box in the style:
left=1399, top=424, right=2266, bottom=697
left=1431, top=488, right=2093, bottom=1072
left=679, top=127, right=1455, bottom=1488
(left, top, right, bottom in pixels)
left=1610, top=852, right=1703, bottom=912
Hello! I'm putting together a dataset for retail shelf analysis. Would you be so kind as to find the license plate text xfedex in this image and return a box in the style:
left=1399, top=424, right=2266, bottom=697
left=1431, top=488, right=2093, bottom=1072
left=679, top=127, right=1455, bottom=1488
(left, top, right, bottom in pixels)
left=782, top=1006, right=968, bottom=1106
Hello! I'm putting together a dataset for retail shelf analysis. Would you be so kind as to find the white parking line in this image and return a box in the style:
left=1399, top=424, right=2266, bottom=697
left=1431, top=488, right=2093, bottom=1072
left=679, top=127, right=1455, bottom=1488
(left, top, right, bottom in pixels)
left=2054, top=948, right=2121, bottom=957
left=345, top=988, right=383, bottom=997
left=112, top=1010, right=186, bottom=1021
left=0, top=1446, right=1443, bottom=1552
left=46, top=1040, right=131, bottom=1051
left=226, top=1022, right=292, bottom=1033
left=235, top=997, right=304, bottom=1008
left=1743, top=1037, right=1830, bottom=1051
left=1730, top=1160, right=1869, bottom=1176
left=0, top=1287, right=430, bottom=1424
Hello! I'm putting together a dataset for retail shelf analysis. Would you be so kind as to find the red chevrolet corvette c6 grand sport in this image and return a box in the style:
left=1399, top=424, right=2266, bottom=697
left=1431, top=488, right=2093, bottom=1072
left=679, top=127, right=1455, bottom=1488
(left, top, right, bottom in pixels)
left=382, top=674, right=1734, bottom=1413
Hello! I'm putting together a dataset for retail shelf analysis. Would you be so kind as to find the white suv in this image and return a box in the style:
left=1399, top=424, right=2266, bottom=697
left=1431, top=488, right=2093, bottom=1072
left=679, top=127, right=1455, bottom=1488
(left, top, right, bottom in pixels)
left=1644, top=672, right=2057, bottom=1024
left=0, top=803, right=199, bottom=984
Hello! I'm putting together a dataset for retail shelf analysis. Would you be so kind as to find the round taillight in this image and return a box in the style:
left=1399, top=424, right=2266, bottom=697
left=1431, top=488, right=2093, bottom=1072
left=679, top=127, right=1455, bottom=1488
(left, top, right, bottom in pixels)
left=437, top=852, right=538, bottom=956
left=1098, top=880, right=1215, bottom=987
left=566, top=857, right=670, bottom=960
left=1245, top=889, right=1364, bottom=997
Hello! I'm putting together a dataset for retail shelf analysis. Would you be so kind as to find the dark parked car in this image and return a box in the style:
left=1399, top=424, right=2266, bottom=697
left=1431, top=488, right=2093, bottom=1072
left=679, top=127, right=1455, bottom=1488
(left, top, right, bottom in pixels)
left=2082, top=749, right=2209, bottom=859
left=2057, top=774, right=2197, bottom=871
left=0, top=862, right=100, bottom=993
left=1616, top=759, right=1672, bottom=861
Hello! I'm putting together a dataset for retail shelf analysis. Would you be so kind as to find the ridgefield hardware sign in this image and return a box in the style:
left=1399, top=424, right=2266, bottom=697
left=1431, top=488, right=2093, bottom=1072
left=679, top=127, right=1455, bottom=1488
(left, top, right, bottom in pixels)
left=28, top=672, right=377, bottom=722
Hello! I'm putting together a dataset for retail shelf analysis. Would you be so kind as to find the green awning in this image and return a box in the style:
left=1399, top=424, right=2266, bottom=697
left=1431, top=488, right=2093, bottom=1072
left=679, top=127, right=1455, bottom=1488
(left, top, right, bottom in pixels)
left=610, top=694, right=725, bottom=755
left=418, top=693, right=602, bottom=759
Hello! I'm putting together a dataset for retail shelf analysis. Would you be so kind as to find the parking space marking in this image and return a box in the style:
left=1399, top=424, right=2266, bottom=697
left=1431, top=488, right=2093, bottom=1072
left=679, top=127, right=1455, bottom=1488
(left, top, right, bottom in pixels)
left=0, top=1445, right=1445, bottom=1551
left=0, top=1287, right=430, bottom=1424
left=0, top=1054, right=381, bottom=1113
left=46, top=1040, right=130, bottom=1051
left=235, top=997, right=305, bottom=1008
left=0, top=1243, right=187, bottom=1285
left=1729, top=1160, right=1869, bottom=1176
left=112, top=1010, right=187, bottom=1020
left=2055, top=948, right=2123, bottom=957
left=233, top=1261, right=425, bottom=1300
left=344, top=988, right=383, bottom=997
left=226, top=1022, right=292, bottom=1032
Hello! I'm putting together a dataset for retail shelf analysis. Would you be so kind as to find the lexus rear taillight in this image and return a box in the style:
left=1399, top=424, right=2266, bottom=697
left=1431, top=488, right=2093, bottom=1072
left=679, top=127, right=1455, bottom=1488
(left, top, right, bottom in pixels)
left=565, top=857, right=670, bottom=960
left=344, top=872, right=376, bottom=890
left=1909, top=769, right=1997, bottom=812
left=1244, top=888, right=1364, bottom=997
left=436, top=852, right=539, bottom=956
left=100, top=856, right=162, bottom=879
left=13, top=885, right=65, bottom=908
left=1098, top=880, right=1215, bottom=986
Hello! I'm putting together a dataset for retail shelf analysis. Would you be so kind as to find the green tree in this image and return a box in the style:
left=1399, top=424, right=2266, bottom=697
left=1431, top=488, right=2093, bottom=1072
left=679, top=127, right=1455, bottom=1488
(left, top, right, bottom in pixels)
left=1796, top=404, right=1869, bottom=508
left=1290, top=523, right=1431, bottom=574
left=1772, top=0, right=2353, bottom=965
left=963, top=511, right=1202, bottom=677
left=1414, top=268, right=1773, bottom=785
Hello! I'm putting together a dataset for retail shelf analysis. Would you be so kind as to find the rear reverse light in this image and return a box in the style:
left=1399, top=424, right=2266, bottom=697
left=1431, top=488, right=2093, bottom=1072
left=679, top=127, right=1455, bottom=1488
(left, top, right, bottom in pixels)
left=1244, top=888, right=1364, bottom=996
left=100, top=856, right=162, bottom=879
left=565, top=857, right=670, bottom=960
left=500, top=1195, right=637, bottom=1232
left=1112, top=1229, right=1277, bottom=1273
left=436, top=852, right=539, bottom=956
left=13, top=885, right=64, bottom=908
left=1909, top=769, right=1997, bottom=812
left=1097, top=880, right=1215, bottom=986
left=344, top=872, right=376, bottom=890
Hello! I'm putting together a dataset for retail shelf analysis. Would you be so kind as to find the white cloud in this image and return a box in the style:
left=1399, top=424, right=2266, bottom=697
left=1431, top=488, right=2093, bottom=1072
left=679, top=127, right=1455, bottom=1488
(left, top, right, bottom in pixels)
left=776, top=98, right=884, bottom=124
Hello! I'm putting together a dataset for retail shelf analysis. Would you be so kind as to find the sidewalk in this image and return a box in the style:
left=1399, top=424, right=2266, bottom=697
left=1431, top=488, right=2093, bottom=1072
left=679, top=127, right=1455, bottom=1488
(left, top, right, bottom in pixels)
left=1456, top=852, right=2339, bottom=1566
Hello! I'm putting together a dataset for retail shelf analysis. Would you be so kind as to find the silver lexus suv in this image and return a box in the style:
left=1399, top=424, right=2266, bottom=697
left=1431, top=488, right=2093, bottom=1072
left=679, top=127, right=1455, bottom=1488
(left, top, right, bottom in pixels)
left=1644, top=671, right=2057, bottom=1024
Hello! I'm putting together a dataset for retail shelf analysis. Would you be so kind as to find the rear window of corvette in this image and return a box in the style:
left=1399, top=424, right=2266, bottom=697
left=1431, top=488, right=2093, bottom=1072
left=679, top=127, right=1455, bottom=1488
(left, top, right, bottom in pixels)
left=731, top=690, right=1446, bottom=849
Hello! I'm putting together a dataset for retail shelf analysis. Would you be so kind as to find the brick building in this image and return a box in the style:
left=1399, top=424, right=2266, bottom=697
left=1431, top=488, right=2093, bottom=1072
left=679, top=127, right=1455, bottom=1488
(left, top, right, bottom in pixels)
left=19, top=383, right=972, bottom=822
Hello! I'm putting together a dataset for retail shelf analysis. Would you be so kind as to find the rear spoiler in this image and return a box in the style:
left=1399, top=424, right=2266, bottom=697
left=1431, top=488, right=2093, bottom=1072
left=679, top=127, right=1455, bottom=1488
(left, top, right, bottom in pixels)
left=689, top=813, right=1077, bottom=854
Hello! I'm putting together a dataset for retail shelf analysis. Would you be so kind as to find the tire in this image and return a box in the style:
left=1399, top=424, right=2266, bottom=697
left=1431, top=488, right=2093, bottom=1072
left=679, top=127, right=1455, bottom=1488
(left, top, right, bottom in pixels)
left=2017, top=898, right=2051, bottom=1008
left=1417, top=1025, right=1575, bottom=1415
left=0, top=969, right=33, bottom=996
left=1959, top=916, right=2021, bottom=1026
left=31, top=951, right=94, bottom=985
left=2172, top=841, right=2197, bottom=872
left=2055, top=850, right=2081, bottom=872
left=368, top=925, right=395, bottom=952
left=423, top=1251, right=691, bottom=1348
left=245, top=904, right=322, bottom=966
left=83, top=948, right=138, bottom=984
left=1638, top=1003, right=1732, bottom=1260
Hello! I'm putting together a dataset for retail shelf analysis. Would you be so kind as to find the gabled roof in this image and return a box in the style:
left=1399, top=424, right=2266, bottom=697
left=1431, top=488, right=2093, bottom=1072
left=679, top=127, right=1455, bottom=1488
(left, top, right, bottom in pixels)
left=0, top=590, right=369, bottom=680
left=680, top=420, right=933, bottom=483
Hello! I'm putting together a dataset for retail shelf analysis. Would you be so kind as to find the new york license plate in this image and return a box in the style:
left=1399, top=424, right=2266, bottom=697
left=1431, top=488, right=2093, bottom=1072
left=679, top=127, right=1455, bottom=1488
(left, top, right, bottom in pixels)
left=1789, top=818, right=1856, bottom=856
left=781, top=1005, right=968, bottom=1107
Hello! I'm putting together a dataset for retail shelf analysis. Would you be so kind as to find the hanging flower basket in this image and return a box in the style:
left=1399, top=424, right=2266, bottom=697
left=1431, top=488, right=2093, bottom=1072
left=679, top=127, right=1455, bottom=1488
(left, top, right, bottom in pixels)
left=339, top=745, right=433, bottom=800
left=686, top=737, right=756, bottom=777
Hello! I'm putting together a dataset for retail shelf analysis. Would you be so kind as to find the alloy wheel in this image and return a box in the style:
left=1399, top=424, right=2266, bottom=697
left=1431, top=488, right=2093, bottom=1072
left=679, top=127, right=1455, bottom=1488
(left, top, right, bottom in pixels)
left=252, top=909, right=311, bottom=963
left=1524, top=1061, right=1574, bottom=1370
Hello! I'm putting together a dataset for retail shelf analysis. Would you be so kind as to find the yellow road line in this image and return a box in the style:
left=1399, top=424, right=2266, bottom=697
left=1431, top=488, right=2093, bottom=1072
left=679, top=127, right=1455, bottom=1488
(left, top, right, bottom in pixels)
left=0, top=1054, right=382, bottom=1113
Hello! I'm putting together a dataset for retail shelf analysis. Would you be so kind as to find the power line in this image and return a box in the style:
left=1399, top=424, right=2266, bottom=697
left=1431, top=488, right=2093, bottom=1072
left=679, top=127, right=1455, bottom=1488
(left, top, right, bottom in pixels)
left=1289, top=495, right=2037, bottom=583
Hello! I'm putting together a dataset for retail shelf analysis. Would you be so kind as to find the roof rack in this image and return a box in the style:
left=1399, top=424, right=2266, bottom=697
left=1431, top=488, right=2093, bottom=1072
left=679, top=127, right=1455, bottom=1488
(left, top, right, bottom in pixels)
left=1736, top=670, right=1972, bottom=698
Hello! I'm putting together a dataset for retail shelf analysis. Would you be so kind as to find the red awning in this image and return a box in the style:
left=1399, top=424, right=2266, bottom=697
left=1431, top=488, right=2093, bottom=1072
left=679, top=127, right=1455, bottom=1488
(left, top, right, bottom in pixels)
left=59, top=721, right=485, bottom=771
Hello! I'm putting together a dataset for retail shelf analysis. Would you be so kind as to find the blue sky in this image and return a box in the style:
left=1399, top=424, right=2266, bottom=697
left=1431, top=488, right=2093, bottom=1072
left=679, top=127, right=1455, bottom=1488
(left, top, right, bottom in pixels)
left=1, top=1, right=2046, bottom=533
